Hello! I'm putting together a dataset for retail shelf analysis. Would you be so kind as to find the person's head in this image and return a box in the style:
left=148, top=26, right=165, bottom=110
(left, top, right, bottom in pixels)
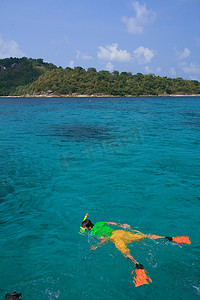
left=81, top=219, right=94, bottom=230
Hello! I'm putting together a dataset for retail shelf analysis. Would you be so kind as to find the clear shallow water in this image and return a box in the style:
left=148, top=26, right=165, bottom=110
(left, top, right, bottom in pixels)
left=0, top=97, right=200, bottom=300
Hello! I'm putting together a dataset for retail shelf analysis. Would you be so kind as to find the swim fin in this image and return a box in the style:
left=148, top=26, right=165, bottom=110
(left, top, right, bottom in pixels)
left=132, top=264, right=152, bottom=287
left=165, top=236, right=191, bottom=244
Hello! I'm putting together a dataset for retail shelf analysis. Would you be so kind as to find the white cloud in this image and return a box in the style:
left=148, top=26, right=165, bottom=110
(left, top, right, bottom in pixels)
left=189, top=75, right=199, bottom=81
left=98, top=44, right=156, bottom=66
left=156, top=66, right=161, bottom=73
left=133, top=46, right=156, bottom=64
left=76, top=50, right=93, bottom=60
left=180, top=62, right=200, bottom=74
left=69, top=60, right=74, bottom=68
left=0, top=36, right=26, bottom=58
left=97, top=43, right=131, bottom=62
left=175, top=47, right=191, bottom=60
left=122, top=1, right=156, bottom=35
left=171, top=62, right=200, bottom=79
left=170, top=67, right=177, bottom=77
left=144, top=65, right=152, bottom=73
left=105, top=62, right=114, bottom=72
left=145, top=65, right=161, bottom=74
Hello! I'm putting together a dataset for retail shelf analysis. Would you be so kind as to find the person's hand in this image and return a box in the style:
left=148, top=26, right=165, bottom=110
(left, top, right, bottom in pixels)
left=90, top=246, right=97, bottom=251
left=122, top=224, right=131, bottom=229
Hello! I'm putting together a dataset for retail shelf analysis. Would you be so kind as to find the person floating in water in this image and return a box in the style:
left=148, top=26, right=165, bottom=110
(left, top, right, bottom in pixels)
left=81, top=218, right=191, bottom=287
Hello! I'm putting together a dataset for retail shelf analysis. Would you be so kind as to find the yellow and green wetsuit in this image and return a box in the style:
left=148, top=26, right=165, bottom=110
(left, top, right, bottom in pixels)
left=91, top=222, right=147, bottom=255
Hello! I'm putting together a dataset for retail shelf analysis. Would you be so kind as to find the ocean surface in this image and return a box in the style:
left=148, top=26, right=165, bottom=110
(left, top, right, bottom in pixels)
left=0, top=96, right=200, bottom=300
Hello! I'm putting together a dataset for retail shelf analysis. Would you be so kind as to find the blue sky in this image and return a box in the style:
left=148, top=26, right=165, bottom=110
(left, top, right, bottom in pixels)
left=0, top=0, right=200, bottom=80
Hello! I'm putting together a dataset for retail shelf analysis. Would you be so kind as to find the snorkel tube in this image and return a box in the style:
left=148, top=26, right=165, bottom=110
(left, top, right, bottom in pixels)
left=79, top=213, right=88, bottom=234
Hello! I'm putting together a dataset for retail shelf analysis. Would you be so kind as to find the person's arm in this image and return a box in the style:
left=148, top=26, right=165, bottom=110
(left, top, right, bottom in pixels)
left=90, top=236, right=108, bottom=251
left=107, top=222, right=131, bottom=229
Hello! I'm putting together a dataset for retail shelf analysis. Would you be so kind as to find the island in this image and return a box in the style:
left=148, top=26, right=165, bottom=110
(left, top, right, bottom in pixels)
left=0, top=57, right=200, bottom=97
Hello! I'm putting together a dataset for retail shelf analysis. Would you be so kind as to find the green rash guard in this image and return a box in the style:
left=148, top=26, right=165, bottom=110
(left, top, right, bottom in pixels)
left=91, top=222, right=113, bottom=239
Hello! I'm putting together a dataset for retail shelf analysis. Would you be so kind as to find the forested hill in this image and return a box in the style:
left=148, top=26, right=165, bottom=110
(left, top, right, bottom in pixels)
left=0, top=58, right=200, bottom=96
left=0, top=57, right=57, bottom=96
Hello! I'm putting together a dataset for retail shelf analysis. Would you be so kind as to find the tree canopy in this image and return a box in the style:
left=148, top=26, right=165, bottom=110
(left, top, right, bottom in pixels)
left=0, top=57, right=200, bottom=96
left=0, top=57, right=57, bottom=96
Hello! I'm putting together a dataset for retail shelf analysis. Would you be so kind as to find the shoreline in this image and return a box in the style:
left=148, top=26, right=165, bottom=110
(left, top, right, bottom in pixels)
left=1, top=93, right=200, bottom=98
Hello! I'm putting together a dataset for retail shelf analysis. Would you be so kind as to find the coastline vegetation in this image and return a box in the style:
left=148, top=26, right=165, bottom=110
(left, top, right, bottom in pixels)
left=1, top=57, right=200, bottom=97
left=0, top=57, right=57, bottom=96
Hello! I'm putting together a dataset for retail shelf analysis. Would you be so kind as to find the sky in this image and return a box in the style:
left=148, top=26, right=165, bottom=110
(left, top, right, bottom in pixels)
left=0, top=0, right=200, bottom=80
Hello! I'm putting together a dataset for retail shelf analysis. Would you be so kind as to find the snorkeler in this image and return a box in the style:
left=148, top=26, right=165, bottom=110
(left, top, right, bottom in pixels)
left=81, top=218, right=191, bottom=287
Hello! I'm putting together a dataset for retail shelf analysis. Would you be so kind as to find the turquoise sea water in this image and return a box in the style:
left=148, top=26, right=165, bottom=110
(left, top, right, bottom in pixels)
left=0, top=97, right=200, bottom=299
